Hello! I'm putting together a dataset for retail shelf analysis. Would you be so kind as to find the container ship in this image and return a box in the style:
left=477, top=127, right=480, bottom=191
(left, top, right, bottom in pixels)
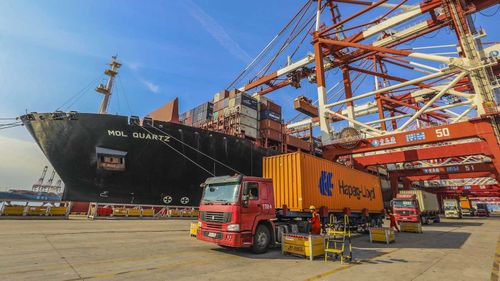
left=20, top=57, right=314, bottom=206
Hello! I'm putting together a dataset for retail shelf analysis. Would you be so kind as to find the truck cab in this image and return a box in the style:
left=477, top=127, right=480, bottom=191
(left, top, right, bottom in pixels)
left=391, top=194, right=421, bottom=223
left=475, top=203, right=490, bottom=217
left=443, top=199, right=461, bottom=219
left=196, top=175, right=276, bottom=253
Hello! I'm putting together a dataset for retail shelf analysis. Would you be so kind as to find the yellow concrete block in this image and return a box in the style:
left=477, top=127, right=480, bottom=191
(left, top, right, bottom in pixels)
left=190, top=222, right=199, bottom=237
left=142, top=209, right=155, bottom=217
left=28, top=206, right=48, bottom=216
left=400, top=222, right=423, bottom=233
left=49, top=207, right=68, bottom=216
left=369, top=227, right=395, bottom=244
left=2, top=206, right=25, bottom=216
left=127, top=209, right=142, bottom=217
left=112, top=208, right=127, bottom=216
left=282, top=234, right=325, bottom=259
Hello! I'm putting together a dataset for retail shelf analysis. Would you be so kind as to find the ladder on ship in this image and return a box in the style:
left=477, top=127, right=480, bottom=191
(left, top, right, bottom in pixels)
left=324, top=214, right=352, bottom=264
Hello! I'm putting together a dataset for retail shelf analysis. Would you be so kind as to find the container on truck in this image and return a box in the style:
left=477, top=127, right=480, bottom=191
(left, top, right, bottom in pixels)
left=392, top=190, right=440, bottom=224
left=196, top=152, right=384, bottom=253
left=475, top=203, right=490, bottom=217
left=443, top=199, right=461, bottom=219
left=460, top=197, right=474, bottom=216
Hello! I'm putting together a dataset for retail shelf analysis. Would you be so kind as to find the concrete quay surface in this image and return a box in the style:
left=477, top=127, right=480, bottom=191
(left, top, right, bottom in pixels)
left=0, top=216, right=498, bottom=281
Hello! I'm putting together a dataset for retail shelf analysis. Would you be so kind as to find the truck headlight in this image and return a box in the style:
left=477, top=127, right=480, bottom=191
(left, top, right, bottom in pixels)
left=227, top=224, right=239, bottom=231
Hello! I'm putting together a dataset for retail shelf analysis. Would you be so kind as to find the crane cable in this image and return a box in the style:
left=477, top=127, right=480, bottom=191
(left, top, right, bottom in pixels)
left=136, top=124, right=244, bottom=176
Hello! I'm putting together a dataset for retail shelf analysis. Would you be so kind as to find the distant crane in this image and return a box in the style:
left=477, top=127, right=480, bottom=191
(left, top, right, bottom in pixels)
left=32, top=166, right=48, bottom=192
left=41, top=170, right=56, bottom=192
left=50, top=179, right=63, bottom=194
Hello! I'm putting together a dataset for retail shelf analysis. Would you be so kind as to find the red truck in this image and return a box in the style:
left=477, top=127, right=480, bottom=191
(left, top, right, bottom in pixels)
left=392, top=190, right=440, bottom=224
left=196, top=152, right=385, bottom=253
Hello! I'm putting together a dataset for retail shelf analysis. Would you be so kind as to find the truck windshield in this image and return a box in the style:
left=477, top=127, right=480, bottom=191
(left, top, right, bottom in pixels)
left=201, top=183, right=240, bottom=204
left=393, top=200, right=416, bottom=208
left=444, top=206, right=457, bottom=211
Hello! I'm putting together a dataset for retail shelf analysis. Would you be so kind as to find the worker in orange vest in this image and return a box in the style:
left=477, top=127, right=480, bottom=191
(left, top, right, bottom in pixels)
left=387, top=210, right=400, bottom=232
left=309, top=205, right=321, bottom=235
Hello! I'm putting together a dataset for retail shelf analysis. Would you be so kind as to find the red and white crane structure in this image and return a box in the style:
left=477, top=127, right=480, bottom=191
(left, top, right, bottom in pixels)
left=225, top=0, right=500, bottom=198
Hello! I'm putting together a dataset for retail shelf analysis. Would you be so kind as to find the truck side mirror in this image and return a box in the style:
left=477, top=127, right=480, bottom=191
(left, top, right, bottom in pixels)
left=389, top=200, right=393, bottom=207
left=242, top=194, right=249, bottom=208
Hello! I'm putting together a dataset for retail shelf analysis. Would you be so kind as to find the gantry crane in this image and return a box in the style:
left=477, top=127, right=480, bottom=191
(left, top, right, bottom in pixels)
left=32, top=166, right=48, bottom=192
left=221, top=0, right=500, bottom=199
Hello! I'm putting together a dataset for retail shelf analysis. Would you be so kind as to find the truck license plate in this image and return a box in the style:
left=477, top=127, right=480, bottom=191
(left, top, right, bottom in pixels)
left=208, top=232, right=217, bottom=238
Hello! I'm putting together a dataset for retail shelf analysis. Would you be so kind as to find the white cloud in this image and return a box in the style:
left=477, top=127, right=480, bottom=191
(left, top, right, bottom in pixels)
left=125, top=61, right=142, bottom=71
left=142, top=80, right=160, bottom=93
left=184, top=0, right=251, bottom=63
left=0, top=135, right=53, bottom=190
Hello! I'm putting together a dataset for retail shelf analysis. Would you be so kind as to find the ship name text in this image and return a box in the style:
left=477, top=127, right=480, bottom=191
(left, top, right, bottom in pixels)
left=108, top=130, right=170, bottom=142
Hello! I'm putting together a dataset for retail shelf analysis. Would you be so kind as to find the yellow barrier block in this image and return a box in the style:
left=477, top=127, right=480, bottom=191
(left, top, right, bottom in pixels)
left=49, top=207, right=68, bottom=216
left=282, top=234, right=325, bottom=260
left=127, top=209, right=142, bottom=217
left=190, top=222, right=199, bottom=237
left=400, top=222, right=423, bottom=233
left=142, top=209, right=155, bottom=217
left=369, top=227, right=395, bottom=244
left=112, top=208, right=127, bottom=216
left=3, top=206, right=25, bottom=216
left=28, top=206, right=48, bottom=216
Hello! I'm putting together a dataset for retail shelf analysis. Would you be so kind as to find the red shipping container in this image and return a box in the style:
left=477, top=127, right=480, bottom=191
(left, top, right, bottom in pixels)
left=261, top=129, right=282, bottom=141
left=261, top=100, right=282, bottom=113
left=260, top=120, right=282, bottom=132
left=287, top=135, right=311, bottom=151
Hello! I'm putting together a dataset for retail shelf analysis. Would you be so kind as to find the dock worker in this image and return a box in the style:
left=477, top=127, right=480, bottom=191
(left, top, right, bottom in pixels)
left=387, top=210, right=400, bottom=232
left=309, top=205, right=321, bottom=235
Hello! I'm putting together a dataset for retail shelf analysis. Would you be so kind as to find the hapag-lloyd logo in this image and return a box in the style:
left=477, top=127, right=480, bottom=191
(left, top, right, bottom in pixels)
left=318, top=171, right=334, bottom=196
left=318, top=170, right=376, bottom=201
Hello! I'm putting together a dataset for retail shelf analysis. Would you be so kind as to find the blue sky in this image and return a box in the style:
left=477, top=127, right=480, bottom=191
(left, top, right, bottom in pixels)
left=0, top=1, right=498, bottom=189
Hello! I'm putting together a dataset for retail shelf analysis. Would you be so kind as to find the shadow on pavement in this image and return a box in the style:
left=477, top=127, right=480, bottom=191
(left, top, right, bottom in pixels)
left=430, top=221, right=483, bottom=227
left=355, top=229, right=471, bottom=249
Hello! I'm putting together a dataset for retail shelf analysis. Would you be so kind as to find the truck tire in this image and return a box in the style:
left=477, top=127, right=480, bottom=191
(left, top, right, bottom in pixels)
left=252, top=225, right=271, bottom=254
left=424, top=217, right=431, bottom=225
left=433, top=216, right=440, bottom=223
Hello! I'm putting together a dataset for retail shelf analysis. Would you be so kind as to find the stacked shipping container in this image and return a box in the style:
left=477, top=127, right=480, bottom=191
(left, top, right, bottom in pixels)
left=179, top=89, right=311, bottom=152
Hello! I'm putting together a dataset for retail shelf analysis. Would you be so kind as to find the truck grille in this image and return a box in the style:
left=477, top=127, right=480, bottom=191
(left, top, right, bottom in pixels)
left=205, top=223, right=222, bottom=229
left=396, top=210, right=413, bottom=215
left=201, top=211, right=231, bottom=223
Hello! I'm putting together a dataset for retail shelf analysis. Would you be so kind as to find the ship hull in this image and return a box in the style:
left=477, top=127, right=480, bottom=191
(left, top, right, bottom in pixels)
left=22, top=112, right=277, bottom=206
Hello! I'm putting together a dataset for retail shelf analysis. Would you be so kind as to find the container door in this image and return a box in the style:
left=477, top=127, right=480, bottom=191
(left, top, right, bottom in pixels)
left=240, top=182, right=262, bottom=231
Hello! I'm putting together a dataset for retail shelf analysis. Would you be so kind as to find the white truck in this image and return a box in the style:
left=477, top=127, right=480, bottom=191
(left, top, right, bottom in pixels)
left=443, top=199, right=461, bottom=219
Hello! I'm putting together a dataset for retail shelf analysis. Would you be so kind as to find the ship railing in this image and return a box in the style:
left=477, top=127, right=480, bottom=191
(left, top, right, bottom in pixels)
left=0, top=199, right=72, bottom=219
left=87, top=202, right=199, bottom=220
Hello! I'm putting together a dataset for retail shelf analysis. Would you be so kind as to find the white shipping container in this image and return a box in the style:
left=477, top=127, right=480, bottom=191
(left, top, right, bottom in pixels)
left=399, top=190, right=440, bottom=212
left=235, top=105, right=258, bottom=119
left=238, top=124, right=258, bottom=139
left=213, top=93, right=221, bottom=103
left=237, top=115, right=258, bottom=128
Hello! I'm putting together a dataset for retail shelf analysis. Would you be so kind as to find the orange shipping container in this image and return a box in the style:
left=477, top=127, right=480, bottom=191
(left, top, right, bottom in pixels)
left=263, top=152, right=384, bottom=213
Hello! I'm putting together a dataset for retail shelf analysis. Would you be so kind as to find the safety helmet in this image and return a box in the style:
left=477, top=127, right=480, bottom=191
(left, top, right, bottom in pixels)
left=309, top=205, right=316, bottom=210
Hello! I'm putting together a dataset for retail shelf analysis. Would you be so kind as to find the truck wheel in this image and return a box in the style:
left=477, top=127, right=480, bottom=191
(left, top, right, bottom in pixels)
left=252, top=225, right=271, bottom=254
left=433, top=216, right=441, bottom=223
left=424, top=217, right=431, bottom=225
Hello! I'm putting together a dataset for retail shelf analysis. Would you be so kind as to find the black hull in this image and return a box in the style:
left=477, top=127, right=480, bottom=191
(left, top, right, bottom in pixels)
left=22, top=113, right=278, bottom=206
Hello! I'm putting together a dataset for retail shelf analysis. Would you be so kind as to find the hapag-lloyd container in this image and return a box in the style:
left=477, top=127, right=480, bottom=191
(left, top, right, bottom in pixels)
left=263, top=152, right=384, bottom=213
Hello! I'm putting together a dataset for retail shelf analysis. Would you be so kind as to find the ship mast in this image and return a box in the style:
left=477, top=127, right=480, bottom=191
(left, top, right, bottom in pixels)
left=96, top=56, right=122, bottom=114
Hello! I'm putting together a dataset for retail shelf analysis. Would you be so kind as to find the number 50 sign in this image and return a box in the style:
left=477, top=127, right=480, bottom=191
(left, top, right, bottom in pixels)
left=435, top=128, right=450, bottom=138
